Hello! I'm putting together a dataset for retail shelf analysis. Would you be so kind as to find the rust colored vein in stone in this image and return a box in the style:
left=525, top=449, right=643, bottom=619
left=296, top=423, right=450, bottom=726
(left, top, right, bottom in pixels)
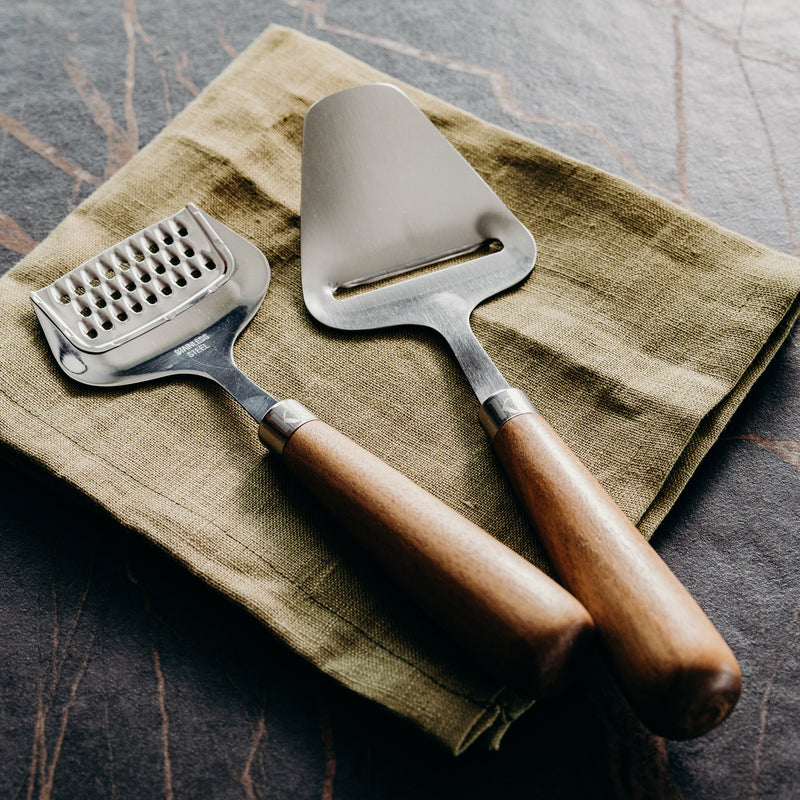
left=26, top=556, right=95, bottom=800
left=212, top=12, right=240, bottom=60
left=121, top=0, right=141, bottom=152
left=124, top=0, right=174, bottom=121
left=739, top=434, right=800, bottom=475
left=639, top=0, right=800, bottom=73
left=672, top=3, right=689, bottom=204
left=102, top=690, right=118, bottom=800
left=0, top=110, right=100, bottom=187
left=55, top=0, right=143, bottom=180
left=61, top=56, right=139, bottom=179
left=152, top=647, right=175, bottom=800
left=157, top=67, right=174, bottom=122
left=316, top=686, right=336, bottom=800
left=169, top=48, right=200, bottom=97
left=735, top=57, right=799, bottom=255
left=236, top=711, right=267, bottom=800
left=279, top=0, right=689, bottom=206
left=0, top=209, right=37, bottom=255
left=731, top=0, right=798, bottom=255
left=60, top=561, right=94, bottom=668
left=282, top=0, right=326, bottom=29
left=687, top=4, right=800, bottom=73
left=28, top=666, right=48, bottom=800
left=40, top=638, right=95, bottom=800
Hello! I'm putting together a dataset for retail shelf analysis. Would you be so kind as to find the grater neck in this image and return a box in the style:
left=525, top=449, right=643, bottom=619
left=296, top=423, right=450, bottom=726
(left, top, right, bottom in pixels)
left=202, top=360, right=278, bottom=423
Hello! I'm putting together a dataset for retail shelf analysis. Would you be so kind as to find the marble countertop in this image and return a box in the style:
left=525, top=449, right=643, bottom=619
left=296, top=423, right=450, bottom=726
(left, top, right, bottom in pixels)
left=1, top=2, right=798, bottom=797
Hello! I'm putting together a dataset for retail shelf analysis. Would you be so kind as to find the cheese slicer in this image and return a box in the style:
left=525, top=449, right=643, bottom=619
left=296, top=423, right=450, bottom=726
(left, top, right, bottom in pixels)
left=30, top=202, right=595, bottom=698
left=300, top=83, right=741, bottom=738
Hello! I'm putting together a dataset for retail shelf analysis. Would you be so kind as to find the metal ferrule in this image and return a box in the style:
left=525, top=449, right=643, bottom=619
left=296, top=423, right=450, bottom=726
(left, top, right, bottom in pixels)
left=478, top=388, right=537, bottom=439
left=258, top=399, right=318, bottom=455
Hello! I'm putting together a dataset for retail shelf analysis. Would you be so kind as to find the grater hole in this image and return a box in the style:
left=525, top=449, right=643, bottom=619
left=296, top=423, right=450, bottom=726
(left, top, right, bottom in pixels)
left=125, top=282, right=135, bottom=291
left=101, top=320, right=113, bottom=330
left=177, top=226, right=188, bottom=237
left=146, top=294, right=157, bottom=304
left=161, top=286, right=172, bottom=296
left=154, top=264, right=166, bottom=274
left=133, top=252, right=145, bottom=262
left=175, top=277, right=187, bottom=287
left=90, top=278, right=101, bottom=287
left=169, top=256, right=180, bottom=266
left=141, top=274, right=151, bottom=283
left=163, top=234, right=174, bottom=245
left=119, top=261, right=130, bottom=270
left=131, top=302, right=142, bottom=313
left=117, top=312, right=128, bottom=322
left=190, top=268, right=201, bottom=279
left=75, top=286, right=86, bottom=295
left=60, top=295, right=70, bottom=304
left=105, top=269, right=115, bottom=279
left=80, top=308, right=92, bottom=317
left=148, top=244, right=159, bottom=253
left=184, top=248, right=194, bottom=258
left=95, top=299, right=107, bottom=308
left=205, top=259, right=216, bottom=270
left=110, top=290, right=122, bottom=300
left=86, top=328, right=98, bottom=339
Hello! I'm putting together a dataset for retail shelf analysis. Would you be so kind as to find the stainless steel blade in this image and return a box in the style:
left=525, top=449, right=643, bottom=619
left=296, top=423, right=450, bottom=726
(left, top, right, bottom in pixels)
left=301, top=83, right=537, bottom=404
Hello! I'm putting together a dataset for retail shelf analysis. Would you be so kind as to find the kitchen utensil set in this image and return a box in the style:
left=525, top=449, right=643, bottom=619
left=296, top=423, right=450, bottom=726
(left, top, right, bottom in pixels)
left=31, top=84, right=740, bottom=739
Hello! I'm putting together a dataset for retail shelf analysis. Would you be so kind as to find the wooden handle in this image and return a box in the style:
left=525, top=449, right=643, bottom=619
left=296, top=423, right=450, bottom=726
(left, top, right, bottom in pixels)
left=492, top=411, right=742, bottom=738
left=277, top=418, right=595, bottom=698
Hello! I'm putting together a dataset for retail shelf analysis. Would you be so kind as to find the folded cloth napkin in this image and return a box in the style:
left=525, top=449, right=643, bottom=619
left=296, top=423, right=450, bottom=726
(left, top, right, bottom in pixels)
left=1, top=25, right=799, bottom=754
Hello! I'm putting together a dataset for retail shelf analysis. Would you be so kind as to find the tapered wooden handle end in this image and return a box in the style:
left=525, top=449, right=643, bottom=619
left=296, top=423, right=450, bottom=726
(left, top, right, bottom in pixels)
left=278, top=417, right=595, bottom=698
left=491, top=410, right=741, bottom=737
left=639, top=655, right=742, bottom=740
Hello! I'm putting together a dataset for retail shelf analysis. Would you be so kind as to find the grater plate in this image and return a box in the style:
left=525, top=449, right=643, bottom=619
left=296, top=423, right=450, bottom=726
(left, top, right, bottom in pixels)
left=31, top=204, right=233, bottom=353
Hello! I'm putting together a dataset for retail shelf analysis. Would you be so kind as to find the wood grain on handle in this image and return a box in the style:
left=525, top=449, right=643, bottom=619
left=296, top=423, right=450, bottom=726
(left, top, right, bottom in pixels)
left=492, top=411, right=742, bottom=738
left=278, top=419, right=595, bottom=698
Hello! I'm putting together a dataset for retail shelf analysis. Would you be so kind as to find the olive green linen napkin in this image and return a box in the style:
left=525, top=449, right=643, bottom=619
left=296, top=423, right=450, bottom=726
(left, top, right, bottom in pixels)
left=1, top=25, right=799, bottom=753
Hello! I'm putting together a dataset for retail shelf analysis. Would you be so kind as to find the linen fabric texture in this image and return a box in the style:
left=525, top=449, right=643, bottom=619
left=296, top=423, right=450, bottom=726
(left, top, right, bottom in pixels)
left=2, top=26, right=799, bottom=753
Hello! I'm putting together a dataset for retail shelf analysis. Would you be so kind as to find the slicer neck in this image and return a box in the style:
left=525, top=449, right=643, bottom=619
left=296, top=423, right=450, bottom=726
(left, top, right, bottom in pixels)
left=436, top=312, right=509, bottom=405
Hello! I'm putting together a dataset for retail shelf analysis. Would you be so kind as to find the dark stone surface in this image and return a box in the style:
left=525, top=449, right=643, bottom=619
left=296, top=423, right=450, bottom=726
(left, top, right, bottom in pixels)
left=1, top=2, right=798, bottom=797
